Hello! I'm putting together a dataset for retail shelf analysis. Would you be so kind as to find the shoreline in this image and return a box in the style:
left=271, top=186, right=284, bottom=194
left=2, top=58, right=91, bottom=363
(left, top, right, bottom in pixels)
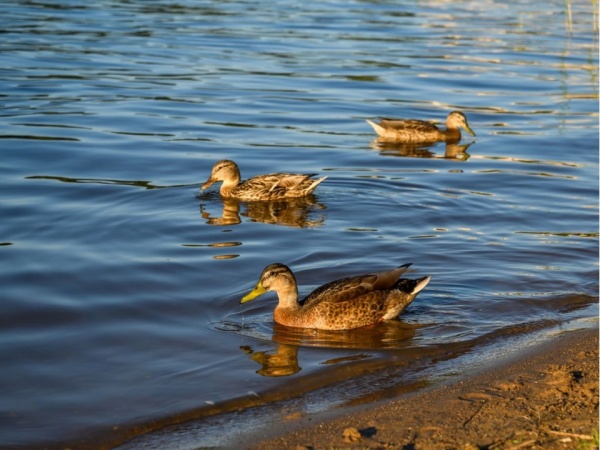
left=241, top=326, right=598, bottom=449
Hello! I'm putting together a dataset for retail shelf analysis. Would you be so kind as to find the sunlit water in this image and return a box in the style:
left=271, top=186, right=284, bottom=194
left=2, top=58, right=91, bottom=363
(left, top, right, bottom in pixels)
left=0, top=0, right=598, bottom=448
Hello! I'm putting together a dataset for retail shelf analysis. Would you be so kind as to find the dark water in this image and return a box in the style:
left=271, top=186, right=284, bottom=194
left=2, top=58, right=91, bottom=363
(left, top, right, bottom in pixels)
left=0, top=0, right=598, bottom=448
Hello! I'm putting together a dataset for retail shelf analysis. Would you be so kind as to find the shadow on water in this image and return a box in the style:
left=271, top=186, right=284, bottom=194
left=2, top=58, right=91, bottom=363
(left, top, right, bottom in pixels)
left=198, top=195, right=327, bottom=228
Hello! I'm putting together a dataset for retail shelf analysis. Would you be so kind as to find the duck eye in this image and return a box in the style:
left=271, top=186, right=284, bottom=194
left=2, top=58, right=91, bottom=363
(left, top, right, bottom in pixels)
left=269, top=271, right=275, bottom=277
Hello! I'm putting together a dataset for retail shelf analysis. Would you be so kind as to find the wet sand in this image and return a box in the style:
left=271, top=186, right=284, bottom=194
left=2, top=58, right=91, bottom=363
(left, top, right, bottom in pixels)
left=243, top=326, right=598, bottom=450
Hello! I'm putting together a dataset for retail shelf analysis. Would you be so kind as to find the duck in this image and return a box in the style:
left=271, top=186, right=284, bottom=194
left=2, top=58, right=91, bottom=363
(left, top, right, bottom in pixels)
left=201, top=160, right=326, bottom=201
left=366, top=111, right=476, bottom=144
left=241, top=263, right=431, bottom=331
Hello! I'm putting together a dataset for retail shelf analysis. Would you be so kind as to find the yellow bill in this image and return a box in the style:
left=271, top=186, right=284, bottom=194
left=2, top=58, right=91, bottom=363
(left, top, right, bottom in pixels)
left=241, top=282, right=267, bottom=304
left=463, top=123, right=476, bottom=137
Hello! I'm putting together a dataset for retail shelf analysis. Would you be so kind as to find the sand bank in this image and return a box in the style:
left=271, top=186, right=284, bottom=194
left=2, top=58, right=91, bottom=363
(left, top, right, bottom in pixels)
left=243, top=327, right=598, bottom=450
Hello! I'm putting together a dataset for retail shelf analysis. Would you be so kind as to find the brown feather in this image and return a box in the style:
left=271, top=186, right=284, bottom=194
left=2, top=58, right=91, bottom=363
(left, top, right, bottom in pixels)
left=241, top=263, right=431, bottom=331
left=366, top=111, right=475, bottom=144
left=201, top=160, right=326, bottom=201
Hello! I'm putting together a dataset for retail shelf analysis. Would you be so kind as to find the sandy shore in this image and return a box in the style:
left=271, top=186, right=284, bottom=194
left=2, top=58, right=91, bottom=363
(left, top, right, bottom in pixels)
left=242, top=327, right=598, bottom=450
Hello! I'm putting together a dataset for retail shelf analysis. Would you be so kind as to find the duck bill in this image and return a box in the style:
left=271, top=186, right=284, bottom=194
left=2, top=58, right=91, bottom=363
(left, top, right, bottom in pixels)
left=241, top=282, right=267, bottom=304
left=201, top=178, right=215, bottom=190
left=463, top=123, right=476, bottom=137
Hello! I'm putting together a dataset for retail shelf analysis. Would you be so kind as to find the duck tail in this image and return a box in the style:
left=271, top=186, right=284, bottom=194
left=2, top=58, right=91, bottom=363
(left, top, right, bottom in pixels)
left=366, top=119, right=386, bottom=137
left=389, top=263, right=412, bottom=280
left=395, top=275, right=431, bottom=295
left=306, top=176, right=327, bottom=193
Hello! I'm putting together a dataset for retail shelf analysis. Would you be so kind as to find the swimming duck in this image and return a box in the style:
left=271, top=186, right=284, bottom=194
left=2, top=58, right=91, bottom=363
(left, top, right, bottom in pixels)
left=241, top=263, right=430, bottom=331
left=201, top=160, right=327, bottom=201
left=366, top=111, right=476, bottom=144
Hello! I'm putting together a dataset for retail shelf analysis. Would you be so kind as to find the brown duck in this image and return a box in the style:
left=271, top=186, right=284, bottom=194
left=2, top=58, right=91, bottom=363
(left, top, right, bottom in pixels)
left=201, top=160, right=326, bottom=201
left=366, top=111, right=476, bottom=144
left=241, top=263, right=431, bottom=330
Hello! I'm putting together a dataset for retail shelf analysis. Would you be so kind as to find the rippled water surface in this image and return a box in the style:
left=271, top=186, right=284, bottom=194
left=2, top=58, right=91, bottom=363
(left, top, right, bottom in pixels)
left=1, top=0, right=598, bottom=448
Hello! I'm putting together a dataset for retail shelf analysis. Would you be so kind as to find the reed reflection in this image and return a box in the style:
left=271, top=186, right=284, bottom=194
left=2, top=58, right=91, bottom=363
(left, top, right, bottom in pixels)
left=199, top=196, right=326, bottom=228
left=240, top=322, right=417, bottom=377
left=371, top=141, right=473, bottom=161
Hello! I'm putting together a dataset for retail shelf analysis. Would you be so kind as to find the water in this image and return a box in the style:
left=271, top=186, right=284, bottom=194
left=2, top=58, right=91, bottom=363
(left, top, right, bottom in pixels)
left=0, top=0, right=597, bottom=448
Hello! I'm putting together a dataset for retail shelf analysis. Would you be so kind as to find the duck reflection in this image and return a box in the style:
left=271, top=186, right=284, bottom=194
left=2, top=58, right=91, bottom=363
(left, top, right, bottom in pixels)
left=370, top=140, right=473, bottom=160
left=443, top=142, right=473, bottom=160
left=271, top=321, right=417, bottom=349
left=240, top=321, right=417, bottom=377
left=200, top=196, right=326, bottom=228
left=240, top=344, right=301, bottom=377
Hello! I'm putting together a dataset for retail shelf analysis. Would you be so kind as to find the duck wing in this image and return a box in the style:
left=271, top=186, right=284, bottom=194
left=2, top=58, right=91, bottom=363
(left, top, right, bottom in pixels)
left=271, top=173, right=317, bottom=190
left=234, top=173, right=291, bottom=194
left=301, top=264, right=412, bottom=306
left=243, top=173, right=314, bottom=192
left=379, top=118, right=440, bottom=133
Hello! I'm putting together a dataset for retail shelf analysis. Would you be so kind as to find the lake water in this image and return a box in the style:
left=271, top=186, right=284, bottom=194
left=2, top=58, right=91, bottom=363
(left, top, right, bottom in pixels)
left=0, top=0, right=598, bottom=448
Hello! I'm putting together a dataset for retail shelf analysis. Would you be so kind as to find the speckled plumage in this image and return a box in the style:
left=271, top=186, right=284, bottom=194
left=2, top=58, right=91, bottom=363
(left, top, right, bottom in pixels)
left=201, top=160, right=326, bottom=201
left=241, top=263, right=431, bottom=331
left=366, top=111, right=475, bottom=144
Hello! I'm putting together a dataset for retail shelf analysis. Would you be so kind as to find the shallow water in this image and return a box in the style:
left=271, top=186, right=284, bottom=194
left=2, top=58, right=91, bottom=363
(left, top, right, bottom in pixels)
left=0, top=0, right=598, bottom=448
